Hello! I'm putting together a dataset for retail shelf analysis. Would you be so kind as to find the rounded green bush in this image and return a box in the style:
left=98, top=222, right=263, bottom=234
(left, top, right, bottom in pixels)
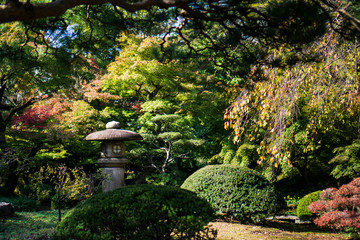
left=296, top=190, right=321, bottom=221
left=181, top=165, right=284, bottom=223
left=54, top=184, right=217, bottom=240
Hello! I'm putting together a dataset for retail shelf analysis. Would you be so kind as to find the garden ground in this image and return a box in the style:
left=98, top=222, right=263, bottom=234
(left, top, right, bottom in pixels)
left=0, top=211, right=349, bottom=240
left=212, top=220, right=348, bottom=240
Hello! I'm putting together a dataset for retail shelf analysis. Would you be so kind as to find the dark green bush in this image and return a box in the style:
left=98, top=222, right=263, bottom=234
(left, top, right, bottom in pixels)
left=55, top=184, right=217, bottom=240
left=0, top=196, right=39, bottom=212
left=296, top=190, right=321, bottom=221
left=181, top=165, right=284, bottom=223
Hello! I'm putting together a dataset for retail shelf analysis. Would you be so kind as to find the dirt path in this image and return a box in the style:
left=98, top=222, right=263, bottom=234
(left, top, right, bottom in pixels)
left=210, top=221, right=349, bottom=240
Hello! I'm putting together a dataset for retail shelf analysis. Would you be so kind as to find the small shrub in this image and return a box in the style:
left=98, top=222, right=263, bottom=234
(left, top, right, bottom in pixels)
left=309, top=177, right=360, bottom=235
left=296, top=191, right=321, bottom=221
left=55, top=184, right=217, bottom=240
left=50, top=193, right=79, bottom=210
left=20, top=183, right=55, bottom=204
left=181, top=165, right=284, bottom=223
left=0, top=196, right=39, bottom=212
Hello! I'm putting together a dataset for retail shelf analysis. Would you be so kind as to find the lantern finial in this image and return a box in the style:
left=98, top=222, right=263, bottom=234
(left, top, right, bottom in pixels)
left=106, top=121, right=121, bottom=129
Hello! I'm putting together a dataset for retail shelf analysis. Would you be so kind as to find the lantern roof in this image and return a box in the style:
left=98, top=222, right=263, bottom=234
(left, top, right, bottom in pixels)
left=84, top=121, right=143, bottom=141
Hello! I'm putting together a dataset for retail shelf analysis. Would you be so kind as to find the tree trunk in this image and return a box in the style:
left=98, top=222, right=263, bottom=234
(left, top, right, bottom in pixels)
left=1, top=124, right=16, bottom=195
left=1, top=149, right=19, bottom=196
left=292, top=154, right=311, bottom=190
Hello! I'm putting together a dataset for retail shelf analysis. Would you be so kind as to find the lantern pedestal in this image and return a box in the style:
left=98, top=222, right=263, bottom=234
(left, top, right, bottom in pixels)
left=98, top=158, right=129, bottom=192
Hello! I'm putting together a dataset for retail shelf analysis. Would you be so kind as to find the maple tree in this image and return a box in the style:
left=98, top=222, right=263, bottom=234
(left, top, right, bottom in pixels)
left=309, top=178, right=360, bottom=236
left=102, top=34, right=185, bottom=101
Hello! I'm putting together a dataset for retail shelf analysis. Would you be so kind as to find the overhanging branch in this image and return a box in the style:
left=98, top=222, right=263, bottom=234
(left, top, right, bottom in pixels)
left=4, top=97, right=37, bottom=125
left=0, top=0, right=187, bottom=24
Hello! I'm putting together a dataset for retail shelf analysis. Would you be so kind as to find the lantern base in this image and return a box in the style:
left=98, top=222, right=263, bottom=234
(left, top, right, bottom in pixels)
left=98, top=158, right=128, bottom=192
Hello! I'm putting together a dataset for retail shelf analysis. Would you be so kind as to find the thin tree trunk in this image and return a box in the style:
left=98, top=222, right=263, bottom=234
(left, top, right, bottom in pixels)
left=58, top=189, right=62, bottom=222
left=3, top=157, right=19, bottom=196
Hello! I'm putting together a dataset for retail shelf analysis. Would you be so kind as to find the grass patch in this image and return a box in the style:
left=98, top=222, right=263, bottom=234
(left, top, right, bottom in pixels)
left=0, top=210, right=60, bottom=240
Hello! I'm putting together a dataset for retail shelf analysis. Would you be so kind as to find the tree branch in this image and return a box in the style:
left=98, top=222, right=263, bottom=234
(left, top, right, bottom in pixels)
left=0, top=0, right=188, bottom=24
left=4, top=97, right=37, bottom=125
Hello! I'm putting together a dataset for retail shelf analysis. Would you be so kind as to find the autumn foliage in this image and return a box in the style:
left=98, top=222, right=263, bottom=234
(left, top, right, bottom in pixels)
left=309, top=178, right=360, bottom=232
left=12, top=96, right=71, bottom=130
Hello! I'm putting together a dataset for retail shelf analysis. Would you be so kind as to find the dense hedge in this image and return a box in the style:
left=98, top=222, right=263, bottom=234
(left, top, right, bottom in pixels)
left=296, top=191, right=321, bottom=221
left=181, top=165, right=284, bottom=223
left=55, top=184, right=217, bottom=240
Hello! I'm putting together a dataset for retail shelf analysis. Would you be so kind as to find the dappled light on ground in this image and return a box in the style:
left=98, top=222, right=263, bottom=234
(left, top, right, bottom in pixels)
left=211, top=220, right=348, bottom=240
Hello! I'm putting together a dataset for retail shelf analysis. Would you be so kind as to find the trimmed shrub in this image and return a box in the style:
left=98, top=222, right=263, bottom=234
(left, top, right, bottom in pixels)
left=0, top=196, right=39, bottom=212
left=296, top=191, right=321, bottom=221
left=55, top=184, right=217, bottom=240
left=181, top=165, right=284, bottom=223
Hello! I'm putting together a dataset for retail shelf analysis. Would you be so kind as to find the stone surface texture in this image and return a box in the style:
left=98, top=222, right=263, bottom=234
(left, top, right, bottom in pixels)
left=0, top=202, right=15, bottom=218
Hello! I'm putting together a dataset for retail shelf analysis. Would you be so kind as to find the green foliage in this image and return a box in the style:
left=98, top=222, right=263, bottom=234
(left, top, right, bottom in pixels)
left=141, top=99, right=177, bottom=113
left=181, top=165, right=284, bottom=223
left=54, top=184, right=217, bottom=240
left=330, top=140, right=360, bottom=181
left=296, top=191, right=321, bottom=221
left=209, top=140, right=238, bottom=164
left=0, top=196, right=39, bottom=212
left=102, top=35, right=185, bottom=101
left=32, top=164, right=92, bottom=207
left=210, top=142, right=259, bottom=169
left=131, top=99, right=206, bottom=185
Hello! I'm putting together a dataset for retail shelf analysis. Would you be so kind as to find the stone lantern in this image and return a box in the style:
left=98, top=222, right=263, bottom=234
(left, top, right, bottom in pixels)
left=85, top=121, right=143, bottom=192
